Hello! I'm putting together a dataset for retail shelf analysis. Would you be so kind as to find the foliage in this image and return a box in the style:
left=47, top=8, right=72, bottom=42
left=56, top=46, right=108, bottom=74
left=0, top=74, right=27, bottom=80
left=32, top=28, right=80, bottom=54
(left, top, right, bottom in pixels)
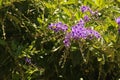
left=0, top=0, right=120, bottom=80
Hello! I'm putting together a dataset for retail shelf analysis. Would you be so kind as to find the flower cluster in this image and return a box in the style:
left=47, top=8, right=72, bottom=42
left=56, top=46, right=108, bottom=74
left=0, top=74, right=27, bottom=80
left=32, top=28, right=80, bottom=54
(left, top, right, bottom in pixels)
left=81, top=6, right=90, bottom=13
left=49, top=6, right=101, bottom=47
left=49, top=22, right=68, bottom=32
left=81, top=5, right=98, bottom=16
left=63, top=19, right=101, bottom=47
left=63, top=32, right=71, bottom=47
left=84, top=15, right=90, bottom=22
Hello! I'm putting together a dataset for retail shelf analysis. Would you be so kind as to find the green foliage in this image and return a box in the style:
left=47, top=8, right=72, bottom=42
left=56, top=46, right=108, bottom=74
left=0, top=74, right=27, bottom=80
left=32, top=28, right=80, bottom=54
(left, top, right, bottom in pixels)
left=0, top=0, right=120, bottom=80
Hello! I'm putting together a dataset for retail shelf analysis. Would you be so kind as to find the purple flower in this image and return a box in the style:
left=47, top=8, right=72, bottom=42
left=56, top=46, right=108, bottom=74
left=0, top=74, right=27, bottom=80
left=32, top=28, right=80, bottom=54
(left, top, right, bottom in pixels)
left=71, top=22, right=87, bottom=39
left=91, top=11, right=98, bottom=15
left=93, top=31, right=101, bottom=38
left=116, top=17, right=120, bottom=25
left=49, top=20, right=101, bottom=47
left=63, top=33, right=71, bottom=47
left=77, top=19, right=85, bottom=27
left=81, top=6, right=89, bottom=13
left=84, top=15, right=90, bottom=22
left=115, top=17, right=120, bottom=33
left=49, top=22, right=68, bottom=32
left=25, top=57, right=31, bottom=64
left=81, top=5, right=99, bottom=17
left=87, top=28, right=101, bottom=39
left=63, top=38, right=70, bottom=47
left=63, top=22, right=101, bottom=47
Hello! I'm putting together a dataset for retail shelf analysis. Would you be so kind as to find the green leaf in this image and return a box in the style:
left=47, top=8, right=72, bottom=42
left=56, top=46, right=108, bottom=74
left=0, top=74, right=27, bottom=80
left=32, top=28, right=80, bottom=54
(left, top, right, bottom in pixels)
left=0, top=0, right=2, bottom=7
left=94, top=0, right=105, bottom=8
left=60, top=0, right=77, bottom=5
left=84, top=0, right=94, bottom=6
left=75, top=11, right=81, bottom=20
left=44, top=2, right=56, bottom=9
left=62, top=7, right=72, bottom=17
left=7, top=13, right=21, bottom=24
left=37, top=17, right=44, bottom=24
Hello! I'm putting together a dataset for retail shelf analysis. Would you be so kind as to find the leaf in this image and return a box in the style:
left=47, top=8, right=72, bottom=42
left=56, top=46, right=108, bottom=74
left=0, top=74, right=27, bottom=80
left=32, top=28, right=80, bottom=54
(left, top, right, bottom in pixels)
left=94, top=0, right=105, bottom=8
left=75, top=11, right=81, bottom=20
left=60, top=0, right=77, bottom=5
left=37, top=17, right=44, bottom=24
left=7, top=13, right=21, bottom=24
left=62, top=7, right=72, bottom=17
left=44, top=2, right=56, bottom=9
left=84, top=0, right=94, bottom=6
left=97, top=57, right=102, bottom=61
left=118, top=0, right=120, bottom=2
left=0, top=0, right=2, bottom=7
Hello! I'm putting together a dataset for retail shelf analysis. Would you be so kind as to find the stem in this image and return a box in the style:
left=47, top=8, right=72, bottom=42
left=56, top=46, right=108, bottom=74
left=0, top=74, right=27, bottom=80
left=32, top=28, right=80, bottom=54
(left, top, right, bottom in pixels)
left=97, top=63, right=102, bottom=80
left=78, top=41, right=86, bottom=62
